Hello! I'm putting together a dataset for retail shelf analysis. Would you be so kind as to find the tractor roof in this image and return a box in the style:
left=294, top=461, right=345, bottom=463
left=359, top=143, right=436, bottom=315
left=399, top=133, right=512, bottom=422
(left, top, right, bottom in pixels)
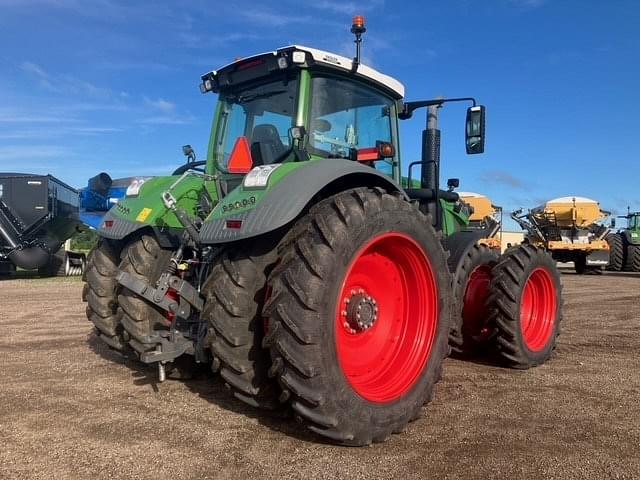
left=210, top=45, right=405, bottom=99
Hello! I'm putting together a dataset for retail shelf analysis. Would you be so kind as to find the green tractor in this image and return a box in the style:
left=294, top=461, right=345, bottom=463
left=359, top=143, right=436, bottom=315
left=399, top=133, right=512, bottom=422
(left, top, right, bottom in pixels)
left=83, top=18, right=562, bottom=445
left=606, top=208, right=640, bottom=271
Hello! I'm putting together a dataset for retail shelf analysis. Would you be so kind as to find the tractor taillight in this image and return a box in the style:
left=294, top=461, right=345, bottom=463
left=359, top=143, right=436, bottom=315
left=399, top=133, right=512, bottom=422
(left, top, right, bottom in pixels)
left=226, top=219, right=242, bottom=229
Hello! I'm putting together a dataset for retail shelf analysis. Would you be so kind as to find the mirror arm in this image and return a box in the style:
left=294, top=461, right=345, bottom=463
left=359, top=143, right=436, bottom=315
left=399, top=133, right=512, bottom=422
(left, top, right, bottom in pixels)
left=399, top=97, right=477, bottom=120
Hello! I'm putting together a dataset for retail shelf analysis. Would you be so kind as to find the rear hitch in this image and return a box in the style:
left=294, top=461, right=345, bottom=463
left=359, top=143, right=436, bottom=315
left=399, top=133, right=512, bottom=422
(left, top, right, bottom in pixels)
left=117, top=270, right=204, bottom=319
left=117, top=271, right=207, bottom=377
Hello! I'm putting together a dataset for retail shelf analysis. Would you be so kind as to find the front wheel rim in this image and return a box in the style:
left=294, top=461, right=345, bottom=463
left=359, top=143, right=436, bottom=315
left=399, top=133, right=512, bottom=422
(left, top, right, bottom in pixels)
left=335, top=232, right=438, bottom=404
left=520, top=268, right=557, bottom=351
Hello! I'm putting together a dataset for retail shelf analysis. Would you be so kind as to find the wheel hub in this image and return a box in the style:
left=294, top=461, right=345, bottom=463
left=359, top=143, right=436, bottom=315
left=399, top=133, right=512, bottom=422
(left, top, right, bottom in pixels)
left=341, top=289, right=378, bottom=333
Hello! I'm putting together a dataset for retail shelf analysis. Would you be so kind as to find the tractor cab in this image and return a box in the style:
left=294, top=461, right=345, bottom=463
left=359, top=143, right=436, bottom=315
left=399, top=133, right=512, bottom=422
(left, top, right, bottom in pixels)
left=200, top=17, right=485, bottom=234
left=200, top=42, right=404, bottom=188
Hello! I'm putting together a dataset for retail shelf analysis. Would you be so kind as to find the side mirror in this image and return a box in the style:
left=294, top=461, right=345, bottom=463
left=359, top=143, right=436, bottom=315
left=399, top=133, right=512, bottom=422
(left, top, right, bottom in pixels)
left=447, top=178, right=460, bottom=190
left=182, top=144, right=196, bottom=162
left=611, top=218, right=616, bottom=228
left=465, top=105, right=485, bottom=154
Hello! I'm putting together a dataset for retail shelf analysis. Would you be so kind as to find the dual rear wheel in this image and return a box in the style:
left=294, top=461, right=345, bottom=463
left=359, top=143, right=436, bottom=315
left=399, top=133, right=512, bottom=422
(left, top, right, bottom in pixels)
left=453, top=243, right=562, bottom=368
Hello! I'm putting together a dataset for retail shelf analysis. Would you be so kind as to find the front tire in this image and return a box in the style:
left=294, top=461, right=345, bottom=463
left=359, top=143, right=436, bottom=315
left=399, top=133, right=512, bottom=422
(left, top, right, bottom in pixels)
left=264, top=188, right=452, bottom=445
left=488, top=245, right=562, bottom=368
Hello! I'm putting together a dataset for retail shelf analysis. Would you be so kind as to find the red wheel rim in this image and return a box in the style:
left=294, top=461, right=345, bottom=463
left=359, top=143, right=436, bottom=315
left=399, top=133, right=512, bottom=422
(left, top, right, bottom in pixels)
left=462, top=265, right=492, bottom=341
left=335, top=232, right=438, bottom=404
left=520, top=268, right=557, bottom=351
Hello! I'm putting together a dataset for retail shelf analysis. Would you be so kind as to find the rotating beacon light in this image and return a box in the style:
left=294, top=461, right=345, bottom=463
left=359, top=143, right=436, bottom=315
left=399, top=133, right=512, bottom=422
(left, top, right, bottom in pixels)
left=351, top=15, right=366, bottom=72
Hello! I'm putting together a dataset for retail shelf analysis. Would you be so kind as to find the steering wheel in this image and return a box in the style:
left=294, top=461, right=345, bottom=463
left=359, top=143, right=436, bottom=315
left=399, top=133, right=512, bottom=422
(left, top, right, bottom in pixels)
left=172, top=160, right=207, bottom=175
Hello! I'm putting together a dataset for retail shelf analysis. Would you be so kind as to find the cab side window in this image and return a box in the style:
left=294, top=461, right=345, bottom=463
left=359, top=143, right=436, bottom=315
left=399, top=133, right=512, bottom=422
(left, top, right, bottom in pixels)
left=310, top=76, right=395, bottom=175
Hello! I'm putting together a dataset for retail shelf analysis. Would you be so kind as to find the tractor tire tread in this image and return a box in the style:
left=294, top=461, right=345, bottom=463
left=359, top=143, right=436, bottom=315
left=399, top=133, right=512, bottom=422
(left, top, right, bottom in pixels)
left=488, top=244, right=563, bottom=368
left=265, top=187, right=451, bottom=445
left=84, top=238, right=124, bottom=350
left=202, top=242, right=281, bottom=410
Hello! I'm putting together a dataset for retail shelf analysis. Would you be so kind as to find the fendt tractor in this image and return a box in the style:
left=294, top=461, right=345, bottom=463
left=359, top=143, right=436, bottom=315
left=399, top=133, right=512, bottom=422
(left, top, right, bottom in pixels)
left=512, top=196, right=611, bottom=274
left=606, top=208, right=640, bottom=272
left=83, top=18, right=562, bottom=445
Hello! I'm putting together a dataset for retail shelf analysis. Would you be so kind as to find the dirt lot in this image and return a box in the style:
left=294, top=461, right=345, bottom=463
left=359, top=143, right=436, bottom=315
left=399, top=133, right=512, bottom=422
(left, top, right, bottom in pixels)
left=1, top=272, right=639, bottom=480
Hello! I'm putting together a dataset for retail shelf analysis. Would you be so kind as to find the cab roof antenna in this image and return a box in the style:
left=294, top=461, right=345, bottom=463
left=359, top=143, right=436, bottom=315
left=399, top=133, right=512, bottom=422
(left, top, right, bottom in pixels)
left=351, top=15, right=366, bottom=72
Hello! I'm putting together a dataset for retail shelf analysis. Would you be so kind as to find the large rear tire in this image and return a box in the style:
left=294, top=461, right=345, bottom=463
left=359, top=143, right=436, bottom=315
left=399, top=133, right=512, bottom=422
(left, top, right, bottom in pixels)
left=201, top=240, right=281, bottom=409
left=84, top=238, right=127, bottom=351
left=625, top=244, right=640, bottom=272
left=264, top=188, right=452, bottom=445
left=606, top=233, right=624, bottom=271
left=451, top=244, right=500, bottom=354
left=118, top=233, right=173, bottom=351
left=488, top=244, right=562, bottom=368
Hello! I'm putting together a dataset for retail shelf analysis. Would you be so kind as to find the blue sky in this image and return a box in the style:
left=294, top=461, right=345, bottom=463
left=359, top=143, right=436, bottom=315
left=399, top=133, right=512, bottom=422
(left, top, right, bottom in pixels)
left=1, top=0, right=638, bottom=228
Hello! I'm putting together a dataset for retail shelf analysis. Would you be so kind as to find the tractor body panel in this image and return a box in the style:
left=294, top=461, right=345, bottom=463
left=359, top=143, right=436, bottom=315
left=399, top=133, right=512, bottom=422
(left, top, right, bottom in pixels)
left=200, top=159, right=405, bottom=244
left=96, top=175, right=206, bottom=243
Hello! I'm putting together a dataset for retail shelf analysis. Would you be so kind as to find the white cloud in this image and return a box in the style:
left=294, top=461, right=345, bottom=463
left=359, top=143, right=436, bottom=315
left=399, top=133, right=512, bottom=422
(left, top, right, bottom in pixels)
left=239, top=9, right=341, bottom=28
left=509, top=0, right=546, bottom=8
left=20, top=61, right=117, bottom=99
left=311, top=0, right=384, bottom=15
left=144, top=97, right=175, bottom=113
left=138, top=116, right=189, bottom=125
left=0, top=110, right=81, bottom=123
left=0, top=145, right=71, bottom=161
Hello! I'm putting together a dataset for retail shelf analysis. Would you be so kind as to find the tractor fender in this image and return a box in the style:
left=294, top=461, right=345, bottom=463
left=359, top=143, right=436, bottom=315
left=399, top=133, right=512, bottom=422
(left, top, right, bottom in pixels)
left=442, top=229, right=493, bottom=281
left=622, top=229, right=640, bottom=246
left=96, top=210, right=183, bottom=248
left=199, top=160, right=406, bottom=244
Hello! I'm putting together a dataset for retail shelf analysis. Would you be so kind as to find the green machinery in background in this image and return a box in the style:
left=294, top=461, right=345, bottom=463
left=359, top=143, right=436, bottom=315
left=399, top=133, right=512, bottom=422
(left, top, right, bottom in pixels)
left=606, top=208, right=640, bottom=272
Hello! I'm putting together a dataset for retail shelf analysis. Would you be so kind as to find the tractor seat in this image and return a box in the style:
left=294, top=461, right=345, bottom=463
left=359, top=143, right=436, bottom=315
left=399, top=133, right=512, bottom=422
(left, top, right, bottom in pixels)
left=405, top=188, right=460, bottom=202
left=250, top=124, right=287, bottom=166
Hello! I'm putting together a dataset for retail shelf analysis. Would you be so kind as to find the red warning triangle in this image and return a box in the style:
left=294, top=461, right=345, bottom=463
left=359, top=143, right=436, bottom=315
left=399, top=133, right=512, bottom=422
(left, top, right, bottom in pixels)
left=228, top=136, right=253, bottom=174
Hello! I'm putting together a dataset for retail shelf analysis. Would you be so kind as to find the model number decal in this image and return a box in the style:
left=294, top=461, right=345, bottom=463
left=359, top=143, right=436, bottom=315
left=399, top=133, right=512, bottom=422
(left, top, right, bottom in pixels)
left=222, top=196, right=256, bottom=213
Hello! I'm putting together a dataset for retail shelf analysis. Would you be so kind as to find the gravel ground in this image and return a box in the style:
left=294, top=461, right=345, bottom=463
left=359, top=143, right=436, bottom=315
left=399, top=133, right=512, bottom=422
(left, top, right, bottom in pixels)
left=1, top=272, right=639, bottom=479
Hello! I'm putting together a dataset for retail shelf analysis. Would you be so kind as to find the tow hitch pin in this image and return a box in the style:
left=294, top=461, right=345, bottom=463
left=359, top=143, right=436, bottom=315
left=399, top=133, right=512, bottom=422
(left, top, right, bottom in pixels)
left=156, top=345, right=166, bottom=382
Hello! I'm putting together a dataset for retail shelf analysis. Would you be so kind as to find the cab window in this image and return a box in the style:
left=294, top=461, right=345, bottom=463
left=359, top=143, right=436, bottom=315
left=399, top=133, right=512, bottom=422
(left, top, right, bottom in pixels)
left=310, top=76, right=394, bottom=175
left=216, top=75, right=298, bottom=171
